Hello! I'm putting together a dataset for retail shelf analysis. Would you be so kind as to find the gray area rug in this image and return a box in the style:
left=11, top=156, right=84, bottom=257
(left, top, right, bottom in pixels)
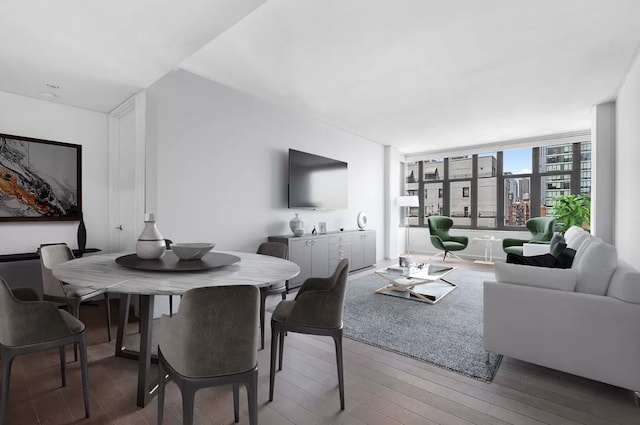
left=342, top=269, right=502, bottom=382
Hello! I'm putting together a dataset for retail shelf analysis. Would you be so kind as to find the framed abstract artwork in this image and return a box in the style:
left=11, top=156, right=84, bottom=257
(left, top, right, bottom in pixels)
left=0, top=133, right=82, bottom=221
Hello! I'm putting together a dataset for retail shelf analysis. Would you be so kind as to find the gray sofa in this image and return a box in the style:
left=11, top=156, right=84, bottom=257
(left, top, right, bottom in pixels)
left=484, top=226, right=640, bottom=403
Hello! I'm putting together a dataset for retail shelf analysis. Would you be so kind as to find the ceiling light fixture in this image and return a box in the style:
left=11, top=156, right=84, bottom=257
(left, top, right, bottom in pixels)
left=45, top=83, right=61, bottom=89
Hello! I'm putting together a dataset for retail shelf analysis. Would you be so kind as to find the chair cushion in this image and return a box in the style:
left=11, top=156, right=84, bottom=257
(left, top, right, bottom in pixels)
left=495, top=262, right=577, bottom=291
left=442, top=241, right=466, bottom=251
left=271, top=300, right=295, bottom=323
left=571, top=237, right=617, bottom=296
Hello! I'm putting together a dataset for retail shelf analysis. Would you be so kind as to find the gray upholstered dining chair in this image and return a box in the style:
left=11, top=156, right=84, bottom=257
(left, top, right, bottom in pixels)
left=0, top=276, right=90, bottom=425
left=269, top=258, right=349, bottom=410
left=157, top=285, right=260, bottom=425
left=40, top=244, right=112, bottom=343
left=256, top=241, right=289, bottom=349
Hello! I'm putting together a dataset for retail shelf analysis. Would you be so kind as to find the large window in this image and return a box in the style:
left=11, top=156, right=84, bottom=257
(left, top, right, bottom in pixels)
left=404, top=139, right=591, bottom=229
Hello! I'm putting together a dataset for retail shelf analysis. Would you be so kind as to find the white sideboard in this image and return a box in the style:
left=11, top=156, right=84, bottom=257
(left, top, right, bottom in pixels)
left=269, top=229, right=376, bottom=291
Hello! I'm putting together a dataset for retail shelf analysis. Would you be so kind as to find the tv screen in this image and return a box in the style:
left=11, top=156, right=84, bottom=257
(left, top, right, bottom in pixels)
left=288, top=149, right=348, bottom=210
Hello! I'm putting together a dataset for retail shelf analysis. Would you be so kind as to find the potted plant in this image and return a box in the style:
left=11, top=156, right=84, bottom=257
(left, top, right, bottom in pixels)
left=551, top=194, right=591, bottom=234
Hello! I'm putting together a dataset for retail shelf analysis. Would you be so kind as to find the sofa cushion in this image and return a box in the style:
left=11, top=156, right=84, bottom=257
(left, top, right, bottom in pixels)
left=571, top=237, right=617, bottom=296
left=607, top=259, right=640, bottom=304
left=494, top=262, right=577, bottom=291
left=564, top=226, right=590, bottom=251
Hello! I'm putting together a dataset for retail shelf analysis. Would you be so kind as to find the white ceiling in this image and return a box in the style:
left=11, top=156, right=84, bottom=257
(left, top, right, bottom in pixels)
left=2, top=0, right=640, bottom=153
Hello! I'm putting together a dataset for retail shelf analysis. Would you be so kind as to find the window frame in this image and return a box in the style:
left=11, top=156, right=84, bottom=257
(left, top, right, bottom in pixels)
left=403, top=141, right=590, bottom=229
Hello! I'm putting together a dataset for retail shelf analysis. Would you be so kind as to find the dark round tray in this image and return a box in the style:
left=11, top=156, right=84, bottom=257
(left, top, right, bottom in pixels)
left=115, top=251, right=241, bottom=272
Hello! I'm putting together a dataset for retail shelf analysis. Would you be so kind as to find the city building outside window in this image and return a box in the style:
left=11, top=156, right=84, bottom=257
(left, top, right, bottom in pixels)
left=403, top=139, right=590, bottom=229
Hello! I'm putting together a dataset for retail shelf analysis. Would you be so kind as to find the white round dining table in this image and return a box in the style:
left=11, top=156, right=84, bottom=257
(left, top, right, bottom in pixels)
left=53, top=251, right=300, bottom=407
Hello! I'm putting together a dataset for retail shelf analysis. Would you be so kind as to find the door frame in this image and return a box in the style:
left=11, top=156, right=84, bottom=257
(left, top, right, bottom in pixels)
left=108, top=92, right=146, bottom=252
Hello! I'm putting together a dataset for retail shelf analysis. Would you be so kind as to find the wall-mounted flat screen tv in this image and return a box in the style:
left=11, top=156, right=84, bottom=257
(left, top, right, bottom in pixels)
left=0, top=133, right=82, bottom=221
left=288, top=149, right=348, bottom=210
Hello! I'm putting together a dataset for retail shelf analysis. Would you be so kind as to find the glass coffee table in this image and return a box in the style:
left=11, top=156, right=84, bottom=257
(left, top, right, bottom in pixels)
left=375, top=264, right=456, bottom=304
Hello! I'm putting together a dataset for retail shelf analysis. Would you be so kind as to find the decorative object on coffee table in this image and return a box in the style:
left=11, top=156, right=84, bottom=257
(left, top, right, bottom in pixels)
left=356, top=211, right=367, bottom=230
left=375, top=264, right=456, bottom=304
left=136, top=213, right=166, bottom=259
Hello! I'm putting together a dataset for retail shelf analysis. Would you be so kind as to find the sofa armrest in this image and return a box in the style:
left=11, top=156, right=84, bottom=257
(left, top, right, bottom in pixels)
left=494, top=262, right=577, bottom=291
left=484, top=281, right=640, bottom=392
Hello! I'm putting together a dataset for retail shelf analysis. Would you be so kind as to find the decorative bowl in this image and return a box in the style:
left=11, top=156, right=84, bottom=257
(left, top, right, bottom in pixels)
left=171, top=243, right=216, bottom=260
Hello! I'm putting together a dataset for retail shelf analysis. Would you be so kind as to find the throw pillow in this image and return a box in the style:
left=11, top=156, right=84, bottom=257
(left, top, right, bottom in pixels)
left=572, top=238, right=617, bottom=295
left=494, top=262, right=578, bottom=291
left=554, top=247, right=576, bottom=269
left=506, top=247, right=576, bottom=269
left=565, top=226, right=590, bottom=250
left=506, top=253, right=557, bottom=268
left=549, top=233, right=567, bottom=257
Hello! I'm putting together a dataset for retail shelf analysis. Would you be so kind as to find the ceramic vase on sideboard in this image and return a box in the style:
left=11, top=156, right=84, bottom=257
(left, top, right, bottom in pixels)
left=136, top=213, right=166, bottom=259
left=289, top=213, right=305, bottom=236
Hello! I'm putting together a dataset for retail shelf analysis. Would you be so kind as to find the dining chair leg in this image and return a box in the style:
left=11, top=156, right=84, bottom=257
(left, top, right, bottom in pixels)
left=269, top=326, right=279, bottom=402
left=1, top=351, right=14, bottom=425
left=247, top=369, right=258, bottom=425
left=281, top=292, right=287, bottom=301
left=232, top=383, right=240, bottom=422
left=278, top=328, right=285, bottom=371
left=70, top=300, right=81, bottom=362
left=259, top=289, right=267, bottom=350
left=333, top=332, right=345, bottom=410
left=169, top=296, right=173, bottom=317
left=104, top=293, right=112, bottom=341
left=79, top=334, right=90, bottom=419
left=182, top=387, right=195, bottom=425
left=157, top=362, right=166, bottom=425
left=59, top=346, right=66, bottom=387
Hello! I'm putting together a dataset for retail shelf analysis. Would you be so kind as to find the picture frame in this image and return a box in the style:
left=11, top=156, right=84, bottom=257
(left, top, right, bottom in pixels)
left=319, top=222, right=327, bottom=234
left=0, top=133, right=82, bottom=222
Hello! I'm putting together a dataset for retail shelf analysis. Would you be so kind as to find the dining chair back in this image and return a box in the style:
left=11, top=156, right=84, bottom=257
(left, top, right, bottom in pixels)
left=157, top=285, right=260, bottom=425
left=256, top=241, right=289, bottom=349
left=269, top=258, right=349, bottom=410
left=39, top=243, right=112, bottom=342
left=0, top=276, right=89, bottom=425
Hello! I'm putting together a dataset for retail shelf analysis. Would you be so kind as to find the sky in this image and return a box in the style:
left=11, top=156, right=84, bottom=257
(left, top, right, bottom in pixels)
left=502, top=148, right=532, bottom=174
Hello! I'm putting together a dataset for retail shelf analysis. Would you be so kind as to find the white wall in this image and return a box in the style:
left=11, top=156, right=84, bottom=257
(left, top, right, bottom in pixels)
left=615, top=52, right=640, bottom=268
left=145, top=70, right=385, bottom=258
left=0, top=91, right=109, bottom=254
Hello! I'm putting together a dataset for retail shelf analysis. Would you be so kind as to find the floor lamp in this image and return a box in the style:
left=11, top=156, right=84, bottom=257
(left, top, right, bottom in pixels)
left=398, top=195, right=419, bottom=255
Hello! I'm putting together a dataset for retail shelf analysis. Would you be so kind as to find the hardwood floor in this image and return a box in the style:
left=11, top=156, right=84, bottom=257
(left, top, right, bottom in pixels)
left=3, top=257, right=638, bottom=424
